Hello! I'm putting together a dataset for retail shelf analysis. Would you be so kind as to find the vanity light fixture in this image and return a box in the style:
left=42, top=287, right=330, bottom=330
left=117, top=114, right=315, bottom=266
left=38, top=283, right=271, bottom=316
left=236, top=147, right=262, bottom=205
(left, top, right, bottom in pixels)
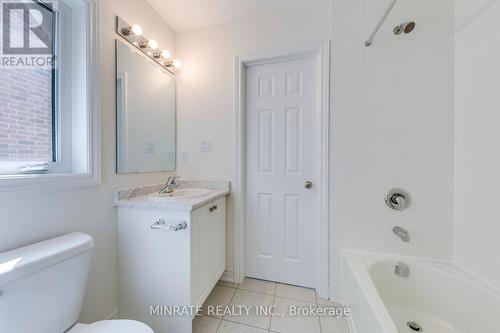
left=139, top=39, right=158, bottom=50
left=121, top=24, right=143, bottom=36
left=153, top=49, right=171, bottom=59
left=165, top=59, right=182, bottom=69
left=116, top=16, right=180, bottom=75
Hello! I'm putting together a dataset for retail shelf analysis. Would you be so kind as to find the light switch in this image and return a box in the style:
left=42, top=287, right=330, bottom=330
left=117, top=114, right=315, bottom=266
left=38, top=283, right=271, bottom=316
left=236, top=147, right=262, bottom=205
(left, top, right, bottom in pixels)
left=144, top=142, right=156, bottom=154
left=179, top=151, right=188, bottom=164
left=201, top=138, right=212, bottom=152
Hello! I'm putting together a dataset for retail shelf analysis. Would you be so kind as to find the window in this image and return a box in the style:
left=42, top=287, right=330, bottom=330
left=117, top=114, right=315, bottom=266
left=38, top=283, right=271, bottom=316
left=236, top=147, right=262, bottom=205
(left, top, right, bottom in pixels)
left=0, top=0, right=100, bottom=189
left=0, top=1, right=55, bottom=173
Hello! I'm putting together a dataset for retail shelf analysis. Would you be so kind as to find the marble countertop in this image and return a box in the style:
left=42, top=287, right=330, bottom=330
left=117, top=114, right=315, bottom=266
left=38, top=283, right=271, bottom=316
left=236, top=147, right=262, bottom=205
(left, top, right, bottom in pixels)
left=113, top=179, right=230, bottom=211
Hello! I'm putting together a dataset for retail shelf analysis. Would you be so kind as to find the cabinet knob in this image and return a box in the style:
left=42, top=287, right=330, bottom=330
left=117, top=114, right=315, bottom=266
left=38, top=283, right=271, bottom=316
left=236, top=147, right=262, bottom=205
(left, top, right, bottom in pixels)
left=305, top=181, right=313, bottom=189
left=209, top=205, right=218, bottom=212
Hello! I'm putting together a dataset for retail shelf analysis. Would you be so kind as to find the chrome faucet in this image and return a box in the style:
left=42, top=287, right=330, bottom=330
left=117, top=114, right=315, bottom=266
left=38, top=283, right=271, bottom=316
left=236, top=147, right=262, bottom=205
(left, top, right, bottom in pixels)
left=393, top=226, right=410, bottom=243
left=159, top=176, right=179, bottom=194
left=394, top=262, right=410, bottom=277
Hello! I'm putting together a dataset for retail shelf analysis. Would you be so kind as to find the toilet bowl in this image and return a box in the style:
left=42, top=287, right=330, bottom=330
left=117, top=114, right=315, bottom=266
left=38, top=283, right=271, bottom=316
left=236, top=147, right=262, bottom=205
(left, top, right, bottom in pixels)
left=69, top=320, right=154, bottom=333
left=0, top=233, right=154, bottom=333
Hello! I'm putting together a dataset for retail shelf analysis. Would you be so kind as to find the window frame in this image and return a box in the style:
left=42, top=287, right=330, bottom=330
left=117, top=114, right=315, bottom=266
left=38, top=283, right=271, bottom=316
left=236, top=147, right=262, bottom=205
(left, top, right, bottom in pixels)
left=34, top=0, right=58, bottom=164
left=0, top=0, right=100, bottom=191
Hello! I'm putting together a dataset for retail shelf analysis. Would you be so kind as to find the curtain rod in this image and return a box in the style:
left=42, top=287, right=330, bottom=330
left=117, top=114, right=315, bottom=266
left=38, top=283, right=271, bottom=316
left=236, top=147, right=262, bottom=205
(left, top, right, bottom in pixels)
left=365, top=0, right=397, bottom=47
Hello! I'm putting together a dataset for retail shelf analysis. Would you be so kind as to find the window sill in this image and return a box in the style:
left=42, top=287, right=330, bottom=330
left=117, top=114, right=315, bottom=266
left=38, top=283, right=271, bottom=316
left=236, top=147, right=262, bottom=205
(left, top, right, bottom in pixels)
left=0, top=171, right=101, bottom=192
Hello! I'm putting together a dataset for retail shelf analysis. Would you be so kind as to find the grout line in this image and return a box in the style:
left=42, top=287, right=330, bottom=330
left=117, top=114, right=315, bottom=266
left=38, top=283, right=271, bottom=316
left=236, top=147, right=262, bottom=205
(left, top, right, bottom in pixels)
left=220, top=317, right=271, bottom=332
left=227, top=286, right=238, bottom=306
left=316, top=291, right=323, bottom=333
left=214, top=315, right=223, bottom=333
left=215, top=287, right=238, bottom=333
left=268, top=283, right=277, bottom=331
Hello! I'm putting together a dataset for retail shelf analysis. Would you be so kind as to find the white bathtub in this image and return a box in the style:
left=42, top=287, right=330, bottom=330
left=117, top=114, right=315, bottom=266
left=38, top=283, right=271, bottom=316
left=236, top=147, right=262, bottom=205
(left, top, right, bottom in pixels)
left=342, top=251, right=500, bottom=333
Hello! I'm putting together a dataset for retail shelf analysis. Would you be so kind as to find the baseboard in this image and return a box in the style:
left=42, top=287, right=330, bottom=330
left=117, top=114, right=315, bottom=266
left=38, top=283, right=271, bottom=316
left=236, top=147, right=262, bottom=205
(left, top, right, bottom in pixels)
left=220, top=269, right=235, bottom=283
left=106, top=309, right=119, bottom=320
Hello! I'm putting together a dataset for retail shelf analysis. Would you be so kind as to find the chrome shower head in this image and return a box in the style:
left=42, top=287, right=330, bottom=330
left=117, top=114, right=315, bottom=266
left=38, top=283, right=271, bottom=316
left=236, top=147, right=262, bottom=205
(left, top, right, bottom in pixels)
left=394, top=22, right=416, bottom=35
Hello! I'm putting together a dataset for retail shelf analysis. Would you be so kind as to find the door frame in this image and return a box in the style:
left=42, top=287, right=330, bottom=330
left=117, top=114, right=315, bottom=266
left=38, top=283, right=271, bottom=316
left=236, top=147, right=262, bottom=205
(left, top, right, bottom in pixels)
left=233, top=41, right=331, bottom=299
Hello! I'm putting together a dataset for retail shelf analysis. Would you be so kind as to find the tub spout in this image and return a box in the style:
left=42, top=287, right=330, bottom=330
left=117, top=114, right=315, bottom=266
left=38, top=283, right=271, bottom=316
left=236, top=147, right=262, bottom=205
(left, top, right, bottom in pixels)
left=393, top=226, right=410, bottom=242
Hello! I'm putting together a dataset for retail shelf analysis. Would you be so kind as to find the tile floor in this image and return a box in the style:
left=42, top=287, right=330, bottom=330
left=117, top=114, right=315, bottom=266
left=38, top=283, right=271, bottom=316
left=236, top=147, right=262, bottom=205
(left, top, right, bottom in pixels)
left=193, top=278, right=351, bottom=333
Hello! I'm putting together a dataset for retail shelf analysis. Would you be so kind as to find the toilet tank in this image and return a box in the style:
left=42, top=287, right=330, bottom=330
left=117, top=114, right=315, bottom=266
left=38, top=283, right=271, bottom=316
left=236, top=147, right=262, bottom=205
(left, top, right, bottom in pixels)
left=0, top=233, right=94, bottom=333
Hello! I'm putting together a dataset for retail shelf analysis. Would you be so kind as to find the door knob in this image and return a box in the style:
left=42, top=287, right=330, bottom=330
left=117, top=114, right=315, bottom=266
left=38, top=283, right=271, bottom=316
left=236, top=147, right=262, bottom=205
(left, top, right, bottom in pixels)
left=305, top=181, right=313, bottom=189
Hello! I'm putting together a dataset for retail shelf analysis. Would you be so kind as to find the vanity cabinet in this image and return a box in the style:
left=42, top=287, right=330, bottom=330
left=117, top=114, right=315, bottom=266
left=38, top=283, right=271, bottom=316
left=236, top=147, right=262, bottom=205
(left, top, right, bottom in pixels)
left=117, top=197, right=226, bottom=333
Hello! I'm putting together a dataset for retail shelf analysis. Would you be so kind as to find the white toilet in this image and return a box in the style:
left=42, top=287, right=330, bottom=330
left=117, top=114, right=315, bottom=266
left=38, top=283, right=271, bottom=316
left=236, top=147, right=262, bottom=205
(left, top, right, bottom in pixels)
left=0, top=233, right=154, bottom=333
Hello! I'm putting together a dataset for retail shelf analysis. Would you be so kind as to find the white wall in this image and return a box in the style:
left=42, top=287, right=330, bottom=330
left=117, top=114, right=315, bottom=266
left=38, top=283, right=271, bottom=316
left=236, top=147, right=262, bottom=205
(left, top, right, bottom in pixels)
left=175, top=4, right=331, bottom=279
left=330, top=0, right=455, bottom=298
left=0, top=0, right=176, bottom=323
left=455, top=0, right=500, bottom=292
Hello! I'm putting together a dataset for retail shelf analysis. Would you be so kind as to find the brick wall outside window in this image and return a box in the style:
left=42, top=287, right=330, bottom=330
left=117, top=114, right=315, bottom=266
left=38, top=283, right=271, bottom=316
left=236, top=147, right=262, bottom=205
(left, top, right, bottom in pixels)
left=0, top=66, right=53, bottom=162
left=0, top=1, right=54, bottom=163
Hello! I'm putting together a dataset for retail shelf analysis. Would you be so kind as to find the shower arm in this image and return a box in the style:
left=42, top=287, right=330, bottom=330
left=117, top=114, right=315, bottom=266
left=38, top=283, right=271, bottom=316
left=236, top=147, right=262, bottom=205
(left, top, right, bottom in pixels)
left=365, top=0, right=397, bottom=47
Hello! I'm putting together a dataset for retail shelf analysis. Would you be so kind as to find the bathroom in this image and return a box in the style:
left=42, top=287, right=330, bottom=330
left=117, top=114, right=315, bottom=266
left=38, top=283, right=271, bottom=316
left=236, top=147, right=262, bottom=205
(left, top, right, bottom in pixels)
left=0, top=0, right=498, bottom=332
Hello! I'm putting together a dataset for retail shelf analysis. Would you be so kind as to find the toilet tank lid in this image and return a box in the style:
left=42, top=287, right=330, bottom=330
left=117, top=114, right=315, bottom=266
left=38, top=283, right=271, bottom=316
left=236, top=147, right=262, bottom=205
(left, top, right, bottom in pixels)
left=0, top=233, right=94, bottom=286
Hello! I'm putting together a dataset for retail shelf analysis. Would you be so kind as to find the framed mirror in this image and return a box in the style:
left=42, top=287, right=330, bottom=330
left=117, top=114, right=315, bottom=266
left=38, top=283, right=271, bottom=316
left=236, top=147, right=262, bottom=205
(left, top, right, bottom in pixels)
left=116, top=39, right=176, bottom=174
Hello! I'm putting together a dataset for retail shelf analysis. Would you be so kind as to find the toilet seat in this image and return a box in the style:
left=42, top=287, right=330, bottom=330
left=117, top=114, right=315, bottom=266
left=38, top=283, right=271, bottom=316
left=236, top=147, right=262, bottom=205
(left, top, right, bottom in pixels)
left=69, top=320, right=154, bottom=333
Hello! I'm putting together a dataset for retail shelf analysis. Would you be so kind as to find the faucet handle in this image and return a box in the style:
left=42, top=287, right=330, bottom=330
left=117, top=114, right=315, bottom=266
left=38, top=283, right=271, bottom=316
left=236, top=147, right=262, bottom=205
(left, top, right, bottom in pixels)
left=385, top=189, right=410, bottom=211
left=167, top=176, right=179, bottom=184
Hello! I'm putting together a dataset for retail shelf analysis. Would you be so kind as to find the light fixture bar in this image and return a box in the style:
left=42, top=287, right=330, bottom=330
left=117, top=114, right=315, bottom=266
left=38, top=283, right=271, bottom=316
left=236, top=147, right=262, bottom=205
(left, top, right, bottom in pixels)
left=116, top=16, right=178, bottom=75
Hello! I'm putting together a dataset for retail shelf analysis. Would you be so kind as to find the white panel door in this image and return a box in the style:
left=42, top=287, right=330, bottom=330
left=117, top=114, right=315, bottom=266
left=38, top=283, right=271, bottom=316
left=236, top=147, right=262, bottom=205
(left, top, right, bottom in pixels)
left=245, top=57, right=319, bottom=288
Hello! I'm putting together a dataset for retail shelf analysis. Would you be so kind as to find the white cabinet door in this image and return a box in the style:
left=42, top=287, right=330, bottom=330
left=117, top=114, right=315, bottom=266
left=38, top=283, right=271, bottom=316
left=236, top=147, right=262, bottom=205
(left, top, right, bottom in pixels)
left=190, top=203, right=212, bottom=307
left=210, top=198, right=226, bottom=281
left=190, top=197, right=226, bottom=307
left=245, top=57, right=320, bottom=288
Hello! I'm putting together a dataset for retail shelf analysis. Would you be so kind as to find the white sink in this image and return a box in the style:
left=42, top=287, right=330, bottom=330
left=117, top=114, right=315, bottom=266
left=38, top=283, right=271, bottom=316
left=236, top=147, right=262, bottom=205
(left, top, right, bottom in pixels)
left=148, top=188, right=211, bottom=201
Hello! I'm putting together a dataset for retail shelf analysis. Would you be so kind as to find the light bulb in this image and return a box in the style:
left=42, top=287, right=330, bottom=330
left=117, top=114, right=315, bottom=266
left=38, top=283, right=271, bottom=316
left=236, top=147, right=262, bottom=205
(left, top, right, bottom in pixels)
left=148, top=39, right=158, bottom=50
left=172, top=59, right=182, bottom=68
left=130, top=24, right=143, bottom=36
left=161, top=49, right=171, bottom=59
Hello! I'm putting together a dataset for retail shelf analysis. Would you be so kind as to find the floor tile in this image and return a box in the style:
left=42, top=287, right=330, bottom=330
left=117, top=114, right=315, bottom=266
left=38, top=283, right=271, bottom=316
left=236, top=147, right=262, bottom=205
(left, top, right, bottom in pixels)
left=192, top=315, right=221, bottom=333
left=316, top=299, right=351, bottom=333
left=202, top=286, right=236, bottom=318
left=320, top=316, right=351, bottom=333
left=217, top=280, right=238, bottom=288
left=239, top=278, right=276, bottom=295
left=217, top=320, right=268, bottom=333
left=276, top=283, right=316, bottom=303
left=223, top=289, right=274, bottom=329
left=270, top=297, right=320, bottom=333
